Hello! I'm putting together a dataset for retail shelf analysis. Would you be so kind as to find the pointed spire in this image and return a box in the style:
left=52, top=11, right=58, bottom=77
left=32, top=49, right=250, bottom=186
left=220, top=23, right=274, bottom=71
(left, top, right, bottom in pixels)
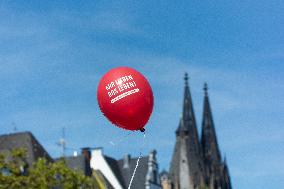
left=201, top=83, right=221, bottom=164
left=203, top=82, right=208, bottom=97
left=184, top=72, right=189, bottom=86
left=176, top=73, right=198, bottom=136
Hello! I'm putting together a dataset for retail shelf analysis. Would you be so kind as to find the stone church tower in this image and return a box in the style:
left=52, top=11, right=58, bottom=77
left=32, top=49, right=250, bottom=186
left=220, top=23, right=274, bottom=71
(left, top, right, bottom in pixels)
left=167, top=73, right=232, bottom=189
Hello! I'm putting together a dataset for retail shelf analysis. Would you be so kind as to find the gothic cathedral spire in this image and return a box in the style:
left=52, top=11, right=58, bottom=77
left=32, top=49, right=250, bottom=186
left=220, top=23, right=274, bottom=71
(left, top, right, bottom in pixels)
left=170, top=73, right=205, bottom=189
left=201, top=83, right=222, bottom=165
left=176, top=73, right=198, bottom=138
left=201, top=83, right=232, bottom=189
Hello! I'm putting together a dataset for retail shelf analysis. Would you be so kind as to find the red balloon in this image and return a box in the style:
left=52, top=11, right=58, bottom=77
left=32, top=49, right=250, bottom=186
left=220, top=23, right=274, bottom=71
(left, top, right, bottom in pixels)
left=97, top=67, right=154, bottom=131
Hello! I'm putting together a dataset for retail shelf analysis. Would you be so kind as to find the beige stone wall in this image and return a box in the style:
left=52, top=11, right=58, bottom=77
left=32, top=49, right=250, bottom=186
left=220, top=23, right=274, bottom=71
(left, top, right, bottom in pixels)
left=161, top=179, right=172, bottom=189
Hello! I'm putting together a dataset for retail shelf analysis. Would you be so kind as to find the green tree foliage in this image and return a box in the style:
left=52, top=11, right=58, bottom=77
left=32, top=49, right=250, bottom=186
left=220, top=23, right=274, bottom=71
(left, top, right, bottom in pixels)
left=0, top=149, right=100, bottom=189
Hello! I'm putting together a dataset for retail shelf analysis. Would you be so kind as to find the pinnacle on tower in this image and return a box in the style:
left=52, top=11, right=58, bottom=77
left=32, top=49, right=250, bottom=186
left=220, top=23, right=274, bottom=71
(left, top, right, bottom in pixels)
left=184, top=72, right=189, bottom=86
left=203, top=82, right=208, bottom=96
left=201, top=83, right=221, bottom=164
left=176, top=73, right=198, bottom=136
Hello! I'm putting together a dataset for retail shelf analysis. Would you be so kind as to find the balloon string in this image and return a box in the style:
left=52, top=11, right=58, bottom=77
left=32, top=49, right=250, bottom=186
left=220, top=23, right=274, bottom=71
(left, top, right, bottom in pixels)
left=127, top=132, right=146, bottom=189
left=127, top=153, right=141, bottom=189
left=109, top=131, right=132, bottom=146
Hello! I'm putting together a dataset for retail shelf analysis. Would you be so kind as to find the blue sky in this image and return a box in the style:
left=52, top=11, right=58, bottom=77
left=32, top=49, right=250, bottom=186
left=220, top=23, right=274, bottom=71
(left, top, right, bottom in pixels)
left=0, top=1, right=283, bottom=188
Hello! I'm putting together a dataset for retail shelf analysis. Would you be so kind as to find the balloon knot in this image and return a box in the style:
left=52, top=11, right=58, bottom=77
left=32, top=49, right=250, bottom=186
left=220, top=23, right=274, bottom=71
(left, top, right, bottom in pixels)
left=139, top=128, right=145, bottom=132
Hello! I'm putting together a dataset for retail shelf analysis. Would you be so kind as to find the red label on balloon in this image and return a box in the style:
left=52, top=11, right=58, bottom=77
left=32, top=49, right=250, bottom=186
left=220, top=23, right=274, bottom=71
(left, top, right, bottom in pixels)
left=97, top=67, right=154, bottom=131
